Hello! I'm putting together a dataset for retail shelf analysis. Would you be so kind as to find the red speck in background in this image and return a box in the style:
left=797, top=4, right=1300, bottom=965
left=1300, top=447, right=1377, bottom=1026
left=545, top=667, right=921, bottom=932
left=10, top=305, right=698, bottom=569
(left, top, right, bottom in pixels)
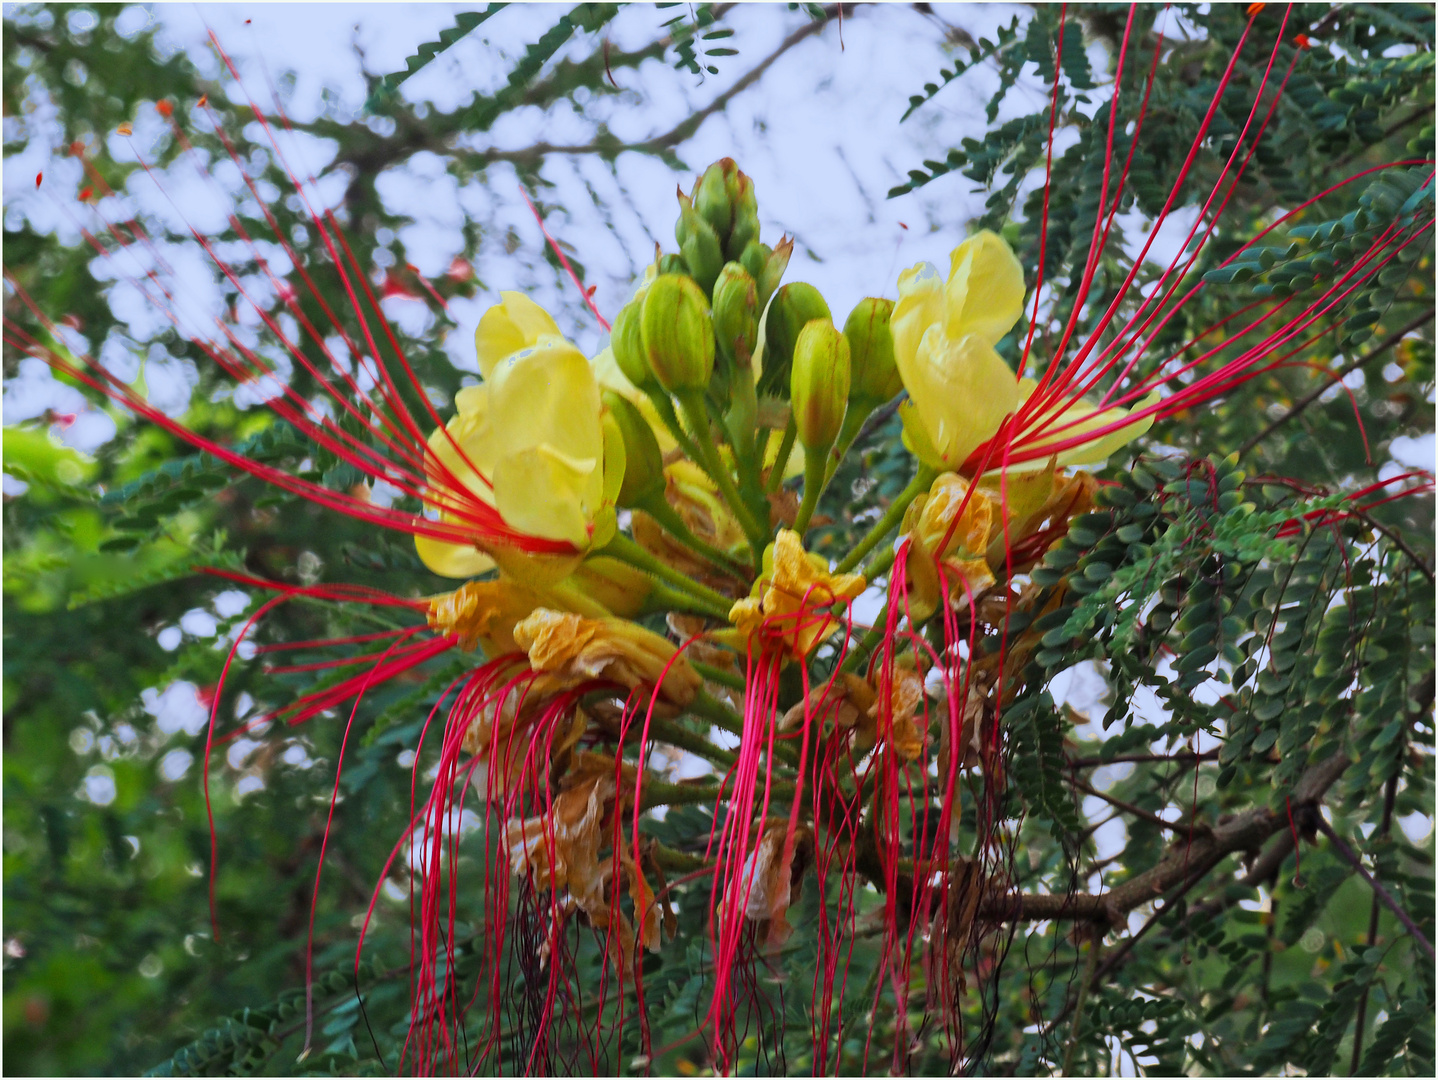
left=898, top=222, right=909, bottom=230
left=446, top=257, right=473, bottom=282
left=198, top=94, right=209, bottom=108
left=24, top=996, right=48, bottom=1027
left=60, top=314, right=83, bottom=331
left=79, top=186, right=93, bottom=201
left=69, top=140, right=85, bottom=157
left=34, top=172, right=42, bottom=189
left=156, top=100, right=174, bottom=118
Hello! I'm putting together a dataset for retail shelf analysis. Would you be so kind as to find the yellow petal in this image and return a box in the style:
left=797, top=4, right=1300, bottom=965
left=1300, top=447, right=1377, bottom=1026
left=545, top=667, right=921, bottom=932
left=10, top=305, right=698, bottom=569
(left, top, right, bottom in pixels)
left=426, top=405, right=495, bottom=513
left=428, top=578, right=545, bottom=654
left=944, top=230, right=1026, bottom=346
left=415, top=531, right=497, bottom=579
left=454, top=384, right=487, bottom=415
left=890, top=263, right=945, bottom=374
left=902, top=329, right=1019, bottom=470
left=474, top=292, right=560, bottom=380
left=488, top=339, right=604, bottom=485
left=1015, top=388, right=1160, bottom=470
left=492, top=443, right=598, bottom=548
left=898, top=400, right=945, bottom=470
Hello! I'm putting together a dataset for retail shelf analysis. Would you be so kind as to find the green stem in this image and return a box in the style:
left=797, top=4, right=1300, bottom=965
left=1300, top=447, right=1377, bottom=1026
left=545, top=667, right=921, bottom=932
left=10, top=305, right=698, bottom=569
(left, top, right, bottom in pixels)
left=648, top=717, right=737, bottom=767
left=689, top=688, right=744, bottom=738
left=724, top=362, right=765, bottom=506
left=765, top=416, right=798, bottom=494
left=692, top=660, right=746, bottom=690
left=676, top=390, right=769, bottom=562
left=638, top=779, right=724, bottom=811
left=637, top=494, right=750, bottom=579
left=691, top=688, right=800, bottom=766
left=834, top=464, right=936, bottom=574
left=650, top=581, right=732, bottom=621
left=792, top=444, right=828, bottom=536
left=861, top=543, right=897, bottom=583
left=647, top=389, right=703, bottom=464
left=822, top=402, right=874, bottom=487
left=1062, top=937, right=1101, bottom=1076
left=600, top=534, right=732, bottom=620
left=841, top=612, right=887, bottom=675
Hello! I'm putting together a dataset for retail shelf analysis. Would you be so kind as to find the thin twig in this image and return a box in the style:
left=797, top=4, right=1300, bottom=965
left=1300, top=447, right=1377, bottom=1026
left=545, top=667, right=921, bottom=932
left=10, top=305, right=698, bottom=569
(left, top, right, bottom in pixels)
left=1349, top=771, right=1400, bottom=1074
left=1238, top=311, right=1434, bottom=457
left=1310, top=813, right=1435, bottom=963
left=1066, top=750, right=1219, bottom=768
left=1069, top=776, right=1192, bottom=835
left=472, top=6, right=849, bottom=167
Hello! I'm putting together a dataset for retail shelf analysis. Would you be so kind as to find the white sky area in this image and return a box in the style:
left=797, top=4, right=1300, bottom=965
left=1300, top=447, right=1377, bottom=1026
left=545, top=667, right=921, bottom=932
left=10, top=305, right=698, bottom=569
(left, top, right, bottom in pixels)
left=5, top=3, right=1040, bottom=436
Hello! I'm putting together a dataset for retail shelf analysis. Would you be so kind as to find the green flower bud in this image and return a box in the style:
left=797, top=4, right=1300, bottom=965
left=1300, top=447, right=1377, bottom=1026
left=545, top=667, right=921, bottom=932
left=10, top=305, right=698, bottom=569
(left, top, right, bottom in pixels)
left=656, top=252, right=687, bottom=277
left=641, top=273, right=715, bottom=395
left=756, top=236, right=793, bottom=307
left=791, top=319, right=850, bottom=455
left=676, top=206, right=724, bottom=297
left=603, top=390, right=664, bottom=508
left=759, top=280, right=829, bottom=396
left=711, top=262, right=760, bottom=367
left=693, top=161, right=732, bottom=240
left=843, top=297, right=902, bottom=404
left=725, top=170, right=759, bottom=260
left=610, top=300, right=656, bottom=391
left=739, top=241, right=771, bottom=284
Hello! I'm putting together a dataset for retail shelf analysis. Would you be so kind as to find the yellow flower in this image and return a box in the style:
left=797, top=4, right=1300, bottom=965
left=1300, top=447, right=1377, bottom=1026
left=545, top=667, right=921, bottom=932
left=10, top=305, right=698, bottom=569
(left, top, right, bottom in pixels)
left=892, top=231, right=1025, bottom=471
left=590, top=344, right=679, bottom=457
left=514, top=608, right=703, bottom=708
left=1004, top=379, right=1160, bottom=473
left=901, top=473, right=998, bottom=619
left=428, top=578, right=548, bottom=656
left=868, top=659, right=928, bottom=763
left=503, top=751, right=631, bottom=914
left=728, top=529, right=866, bottom=658
left=892, top=230, right=1158, bottom=475
left=416, top=293, right=622, bottom=585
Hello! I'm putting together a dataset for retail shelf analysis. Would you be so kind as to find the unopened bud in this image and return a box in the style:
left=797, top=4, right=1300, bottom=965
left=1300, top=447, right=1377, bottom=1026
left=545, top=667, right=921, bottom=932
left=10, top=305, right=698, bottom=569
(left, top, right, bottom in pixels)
left=843, top=297, right=902, bottom=405
left=656, top=252, right=687, bottom=277
left=760, top=280, right=829, bottom=394
left=791, top=319, right=851, bottom=455
left=604, top=390, right=665, bottom=508
left=711, top=262, right=760, bottom=367
left=610, top=300, right=656, bottom=391
left=757, top=236, right=793, bottom=307
left=641, top=274, right=715, bottom=395
left=676, top=206, right=724, bottom=297
left=725, top=169, right=759, bottom=260
left=693, top=161, right=732, bottom=240
left=739, top=241, right=770, bottom=284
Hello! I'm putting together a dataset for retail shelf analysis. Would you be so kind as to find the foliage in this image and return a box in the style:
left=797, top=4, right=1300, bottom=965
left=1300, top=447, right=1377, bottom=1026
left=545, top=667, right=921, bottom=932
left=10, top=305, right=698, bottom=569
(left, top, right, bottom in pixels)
left=4, top=3, right=1434, bottom=1077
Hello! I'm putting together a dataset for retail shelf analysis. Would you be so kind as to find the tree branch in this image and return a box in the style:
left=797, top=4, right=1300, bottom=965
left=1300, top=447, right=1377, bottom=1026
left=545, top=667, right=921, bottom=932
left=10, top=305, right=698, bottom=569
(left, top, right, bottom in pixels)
left=983, top=747, right=1354, bottom=927
left=1309, top=811, right=1435, bottom=962
left=1238, top=310, right=1435, bottom=457
left=1068, top=776, right=1192, bottom=836
left=472, top=5, right=846, bottom=167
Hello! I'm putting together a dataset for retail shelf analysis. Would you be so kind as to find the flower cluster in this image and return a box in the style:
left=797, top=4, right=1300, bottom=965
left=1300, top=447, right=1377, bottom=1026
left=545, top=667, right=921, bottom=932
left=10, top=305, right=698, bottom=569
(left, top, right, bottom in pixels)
left=16, top=14, right=1414, bottom=1056
left=383, top=160, right=1158, bottom=1070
